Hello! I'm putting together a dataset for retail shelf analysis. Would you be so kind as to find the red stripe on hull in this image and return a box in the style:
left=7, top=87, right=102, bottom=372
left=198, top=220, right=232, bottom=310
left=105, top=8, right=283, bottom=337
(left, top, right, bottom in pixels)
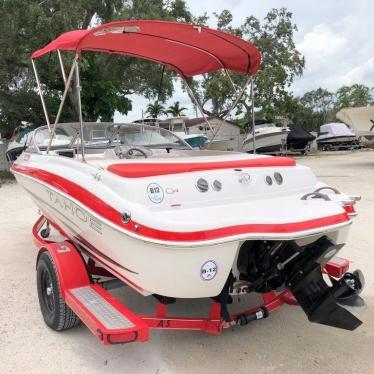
left=107, top=157, right=296, bottom=178
left=12, top=163, right=350, bottom=243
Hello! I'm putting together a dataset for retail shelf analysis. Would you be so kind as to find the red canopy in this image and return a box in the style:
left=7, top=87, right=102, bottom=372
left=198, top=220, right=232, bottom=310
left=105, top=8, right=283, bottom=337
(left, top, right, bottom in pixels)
left=32, top=20, right=260, bottom=77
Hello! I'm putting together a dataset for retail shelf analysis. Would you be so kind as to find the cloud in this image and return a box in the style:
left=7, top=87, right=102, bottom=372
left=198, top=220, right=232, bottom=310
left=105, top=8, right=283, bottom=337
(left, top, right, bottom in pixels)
left=342, top=57, right=374, bottom=86
left=292, top=24, right=349, bottom=93
left=297, top=24, right=347, bottom=57
left=116, top=1, right=374, bottom=119
left=292, top=19, right=374, bottom=94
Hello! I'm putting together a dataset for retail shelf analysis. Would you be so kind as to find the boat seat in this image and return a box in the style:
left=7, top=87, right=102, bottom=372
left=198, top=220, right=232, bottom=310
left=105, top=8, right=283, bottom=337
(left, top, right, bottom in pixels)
left=107, top=156, right=296, bottom=178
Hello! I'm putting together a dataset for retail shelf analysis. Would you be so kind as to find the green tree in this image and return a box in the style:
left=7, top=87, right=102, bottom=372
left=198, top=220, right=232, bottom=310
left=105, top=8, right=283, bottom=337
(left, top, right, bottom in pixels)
left=0, top=0, right=192, bottom=137
left=286, top=89, right=335, bottom=131
left=167, top=101, right=187, bottom=117
left=146, top=102, right=166, bottom=118
left=287, top=85, right=374, bottom=132
left=189, top=8, right=305, bottom=122
left=335, top=84, right=373, bottom=109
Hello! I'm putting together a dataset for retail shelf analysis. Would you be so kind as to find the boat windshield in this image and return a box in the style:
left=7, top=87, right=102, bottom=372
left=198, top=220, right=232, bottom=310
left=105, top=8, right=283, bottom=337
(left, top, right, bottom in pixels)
left=29, top=122, right=191, bottom=152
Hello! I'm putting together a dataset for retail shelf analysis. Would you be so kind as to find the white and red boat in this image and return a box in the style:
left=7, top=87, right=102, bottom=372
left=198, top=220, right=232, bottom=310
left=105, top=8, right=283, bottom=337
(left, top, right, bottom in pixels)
left=11, top=20, right=365, bottom=345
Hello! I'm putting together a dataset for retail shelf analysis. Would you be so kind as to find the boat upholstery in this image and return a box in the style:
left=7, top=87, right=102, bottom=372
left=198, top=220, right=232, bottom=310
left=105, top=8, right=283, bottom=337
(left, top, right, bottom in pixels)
left=107, top=157, right=296, bottom=178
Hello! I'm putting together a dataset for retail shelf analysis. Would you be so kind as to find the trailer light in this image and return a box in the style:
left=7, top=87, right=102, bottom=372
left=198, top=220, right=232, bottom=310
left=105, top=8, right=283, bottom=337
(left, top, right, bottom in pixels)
left=343, top=204, right=357, bottom=216
left=274, top=172, right=283, bottom=185
left=108, top=331, right=138, bottom=344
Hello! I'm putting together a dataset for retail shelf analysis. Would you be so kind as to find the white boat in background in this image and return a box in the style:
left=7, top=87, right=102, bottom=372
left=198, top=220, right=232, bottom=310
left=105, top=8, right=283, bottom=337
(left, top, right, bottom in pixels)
left=6, top=127, right=34, bottom=162
left=205, top=137, right=235, bottom=151
left=317, top=122, right=359, bottom=150
left=243, top=121, right=289, bottom=153
left=160, top=117, right=207, bottom=148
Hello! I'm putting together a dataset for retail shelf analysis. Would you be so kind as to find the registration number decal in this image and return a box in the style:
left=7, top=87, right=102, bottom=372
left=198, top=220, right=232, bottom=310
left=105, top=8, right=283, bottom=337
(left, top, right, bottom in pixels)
left=147, top=183, right=164, bottom=204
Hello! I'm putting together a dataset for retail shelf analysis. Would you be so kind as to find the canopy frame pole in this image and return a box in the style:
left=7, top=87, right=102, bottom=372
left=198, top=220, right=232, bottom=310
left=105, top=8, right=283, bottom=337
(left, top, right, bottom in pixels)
left=46, top=56, right=78, bottom=153
left=157, top=65, right=165, bottom=103
left=182, top=78, right=215, bottom=135
left=251, top=76, right=256, bottom=154
left=31, top=59, right=51, bottom=131
left=224, top=68, right=239, bottom=95
left=208, top=74, right=252, bottom=146
left=57, top=49, right=67, bottom=85
left=75, top=54, right=86, bottom=162
left=222, top=75, right=251, bottom=121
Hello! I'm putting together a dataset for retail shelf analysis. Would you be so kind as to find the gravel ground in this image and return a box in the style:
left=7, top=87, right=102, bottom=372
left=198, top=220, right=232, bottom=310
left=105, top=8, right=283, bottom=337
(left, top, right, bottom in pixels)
left=0, top=150, right=373, bottom=374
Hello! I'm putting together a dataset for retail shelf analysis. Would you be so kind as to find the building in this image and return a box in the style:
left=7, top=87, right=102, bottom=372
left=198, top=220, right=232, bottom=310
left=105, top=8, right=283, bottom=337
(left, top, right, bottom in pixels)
left=185, top=116, right=242, bottom=151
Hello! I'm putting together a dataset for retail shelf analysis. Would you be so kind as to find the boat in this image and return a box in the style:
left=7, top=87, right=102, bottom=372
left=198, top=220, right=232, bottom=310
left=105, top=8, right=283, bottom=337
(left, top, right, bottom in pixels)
left=183, top=116, right=237, bottom=151
left=317, top=122, right=359, bottom=150
left=11, top=20, right=365, bottom=345
left=6, top=127, right=34, bottom=162
left=205, top=138, right=235, bottom=151
left=336, top=107, right=374, bottom=145
left=243, top=120, right=289, bottom=153
left=286, top=124, right=316, bottom=154
left=160, top=117, right=207, bottom=148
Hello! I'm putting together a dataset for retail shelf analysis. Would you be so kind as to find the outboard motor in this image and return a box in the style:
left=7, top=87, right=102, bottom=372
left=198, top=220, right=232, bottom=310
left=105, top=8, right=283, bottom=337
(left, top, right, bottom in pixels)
left=236, top=237, right=365, bottom=330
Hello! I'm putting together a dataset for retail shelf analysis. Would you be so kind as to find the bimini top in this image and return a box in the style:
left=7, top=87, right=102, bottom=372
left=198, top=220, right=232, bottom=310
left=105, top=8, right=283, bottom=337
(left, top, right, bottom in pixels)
left=32, top=20, right=261, bottom=77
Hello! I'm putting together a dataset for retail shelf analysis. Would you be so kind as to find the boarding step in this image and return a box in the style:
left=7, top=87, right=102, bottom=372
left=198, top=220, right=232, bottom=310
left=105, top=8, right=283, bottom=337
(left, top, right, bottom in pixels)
left=65, top=285, right=149, bottom=344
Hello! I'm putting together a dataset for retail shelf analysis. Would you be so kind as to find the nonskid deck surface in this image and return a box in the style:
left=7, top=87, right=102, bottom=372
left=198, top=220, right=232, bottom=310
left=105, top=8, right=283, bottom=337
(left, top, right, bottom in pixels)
left=70, top=286, right=134, bottom=329
left=65, top=284, right=149, bottom=344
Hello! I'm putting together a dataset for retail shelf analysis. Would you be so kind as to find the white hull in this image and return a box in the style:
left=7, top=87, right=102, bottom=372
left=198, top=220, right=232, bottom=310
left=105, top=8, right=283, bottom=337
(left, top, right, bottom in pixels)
left=206, top=138, right=235, bottom=151
left=13, top=150, right=353, bottom=298
left=243, top=128, right=288, bottom=153
left=317, top=136, right=357, bottom=144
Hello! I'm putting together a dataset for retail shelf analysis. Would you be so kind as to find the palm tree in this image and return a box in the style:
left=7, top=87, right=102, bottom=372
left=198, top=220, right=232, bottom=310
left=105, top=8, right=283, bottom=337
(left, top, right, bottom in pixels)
left=167, top=101, right=187, bottom=117
left=146, top=102, right=166, bottom=119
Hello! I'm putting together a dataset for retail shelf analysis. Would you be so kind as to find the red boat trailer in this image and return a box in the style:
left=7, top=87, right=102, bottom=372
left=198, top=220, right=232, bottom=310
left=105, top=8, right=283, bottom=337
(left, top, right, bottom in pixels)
left=33, top=215, right=351, bottom=345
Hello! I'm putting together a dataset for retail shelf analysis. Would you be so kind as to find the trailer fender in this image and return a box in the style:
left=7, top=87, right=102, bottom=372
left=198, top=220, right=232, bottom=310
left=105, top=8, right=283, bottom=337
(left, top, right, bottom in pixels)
left=36, top=242, right=90, bottom=299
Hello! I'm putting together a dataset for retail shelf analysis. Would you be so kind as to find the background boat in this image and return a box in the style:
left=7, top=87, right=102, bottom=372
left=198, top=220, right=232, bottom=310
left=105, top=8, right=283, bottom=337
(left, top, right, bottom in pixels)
left=242, top=120, right=289, bottom=153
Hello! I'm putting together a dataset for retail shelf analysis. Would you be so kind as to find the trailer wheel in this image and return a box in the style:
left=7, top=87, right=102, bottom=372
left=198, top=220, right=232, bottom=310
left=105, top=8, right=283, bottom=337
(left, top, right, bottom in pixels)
left=36, top=251, right=80, bottom=331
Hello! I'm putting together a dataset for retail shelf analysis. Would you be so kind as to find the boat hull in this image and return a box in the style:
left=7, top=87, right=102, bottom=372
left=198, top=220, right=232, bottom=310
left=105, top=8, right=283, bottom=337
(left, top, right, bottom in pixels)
left=13, top=168, right=351, bottom=298
left=12, top=150, right=353, bottom=299
left=14, top=172, right=241, bottom=297
left=206, top=138, right=235, bottom=151
left=243, top=131, right=287, bottom=153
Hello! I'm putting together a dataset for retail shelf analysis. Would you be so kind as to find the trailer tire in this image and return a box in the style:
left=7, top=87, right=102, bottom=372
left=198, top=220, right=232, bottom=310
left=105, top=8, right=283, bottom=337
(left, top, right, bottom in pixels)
left=36, top=251, right=80, bottom=331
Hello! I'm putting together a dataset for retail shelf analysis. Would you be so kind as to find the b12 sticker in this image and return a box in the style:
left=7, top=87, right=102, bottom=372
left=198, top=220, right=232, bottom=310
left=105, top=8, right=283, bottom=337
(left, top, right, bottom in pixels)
left=200, top=260, right=218, bottom=281
left=147, top=183, right=164, bottom=204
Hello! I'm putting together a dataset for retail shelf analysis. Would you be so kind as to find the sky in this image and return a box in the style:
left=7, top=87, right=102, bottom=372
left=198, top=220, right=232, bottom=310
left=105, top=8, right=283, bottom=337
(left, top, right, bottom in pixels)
left=115, top=0, right=374, bottom=122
